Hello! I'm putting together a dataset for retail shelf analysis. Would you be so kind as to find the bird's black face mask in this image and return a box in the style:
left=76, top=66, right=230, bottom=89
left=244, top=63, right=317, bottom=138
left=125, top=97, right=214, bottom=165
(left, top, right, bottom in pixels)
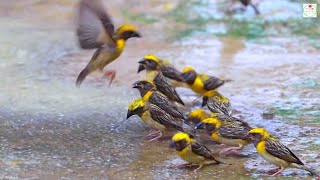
left=181, top=71, right=197, bottom=84
left=248, top=133, right=262, bottom=146
left=169, top=139, right=188, bottom=151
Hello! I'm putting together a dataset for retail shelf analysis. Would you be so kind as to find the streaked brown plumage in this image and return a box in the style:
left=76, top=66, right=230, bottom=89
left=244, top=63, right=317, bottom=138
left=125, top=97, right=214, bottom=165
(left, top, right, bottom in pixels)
left=195, top=117, right=252, bottom=154
left=144, top=69, right=184, bottom=105
left=202, top=90, right=232, bottom=116
left=132, top=80, right=185, bottom=120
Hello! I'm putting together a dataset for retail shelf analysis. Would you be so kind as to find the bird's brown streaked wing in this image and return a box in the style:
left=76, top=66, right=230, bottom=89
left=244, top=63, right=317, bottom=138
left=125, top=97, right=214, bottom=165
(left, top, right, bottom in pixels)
left=149, top=91, right=185, bottom=119
left=207, top=96, right=232, bottom=116
left=202, top=76, right=225, bottom=91
left=219, top=125, right=250, bottom=140
left=77, top=0, right=115, bottom=49
left=265, top=139, right=304, bottom=165
left=191, top=142, right=220, bottom=162
left=160, top=64, right=183, bottom=81
left=148, top=104, right=182, bottom=130
left=154, top=72, right=184, bottom=105
left=216, top=114, right=250, bottom=128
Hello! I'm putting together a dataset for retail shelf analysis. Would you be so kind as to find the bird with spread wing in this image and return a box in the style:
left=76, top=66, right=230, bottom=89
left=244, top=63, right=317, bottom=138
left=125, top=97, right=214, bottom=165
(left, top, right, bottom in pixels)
left=76, top=0, right=141, bottom=86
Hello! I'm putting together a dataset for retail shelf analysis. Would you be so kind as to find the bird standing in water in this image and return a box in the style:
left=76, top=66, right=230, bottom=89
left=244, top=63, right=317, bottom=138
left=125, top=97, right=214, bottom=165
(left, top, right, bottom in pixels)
left=76, top=0, right=141, bottom=86
left=248, top=128, right=319, bottom=177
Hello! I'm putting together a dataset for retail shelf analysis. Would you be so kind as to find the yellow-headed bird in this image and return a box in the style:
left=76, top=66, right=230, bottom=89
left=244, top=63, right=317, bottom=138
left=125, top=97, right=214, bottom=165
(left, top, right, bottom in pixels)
left=188, top=109, right=246, bottom=126
left=248, top=128, right=318, bottom=176
left=195, top=117, right=251, bottom=155
left=187, top=109, right=213, bottom=125
left=127, top=99, right=189, bottom=141
left=132, top=80, right=185, bottom=120
left=76, top=0, right=141, bottom=86
left=138, top=54, right=185, bottom=87
left=180, top=66, right=225, bottom=95
left=202, top=90, right=232, bottom=116
left=169, top=132, right=221, bottom=171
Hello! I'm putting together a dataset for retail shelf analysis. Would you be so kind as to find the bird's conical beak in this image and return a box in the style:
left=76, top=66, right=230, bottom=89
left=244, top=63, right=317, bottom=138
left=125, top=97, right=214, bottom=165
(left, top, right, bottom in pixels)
left=137, top=64, right=146, bottom=73
left=195, top=122, right=204, bottom=130
left=126, top=110, right=134, bottom=119
left=169, top=141, right=176, bottom=149
left=132, top=81, right=142, bottom=89
left=132, top=32, right=141, bottom=38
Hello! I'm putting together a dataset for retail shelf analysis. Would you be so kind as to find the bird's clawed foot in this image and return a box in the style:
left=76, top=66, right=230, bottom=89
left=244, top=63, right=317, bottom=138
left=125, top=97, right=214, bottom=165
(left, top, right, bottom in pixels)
left=102, top=70, right=116, bottom=86
left=146, top=130, right=162, bottom=141
left=267, top=167, right=283, bottom=176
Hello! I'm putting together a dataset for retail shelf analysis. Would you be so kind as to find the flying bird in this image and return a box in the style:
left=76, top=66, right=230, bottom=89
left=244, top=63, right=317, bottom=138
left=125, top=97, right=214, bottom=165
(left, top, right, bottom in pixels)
left=76, top=0, right=141, bottom=86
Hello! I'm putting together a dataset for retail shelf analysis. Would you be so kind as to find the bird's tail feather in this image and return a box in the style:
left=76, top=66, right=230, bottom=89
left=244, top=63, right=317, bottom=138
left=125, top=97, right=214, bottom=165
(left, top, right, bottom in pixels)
left=299, top=165, right=319, bottom=177
left=76, top=66, right=91, bottom=87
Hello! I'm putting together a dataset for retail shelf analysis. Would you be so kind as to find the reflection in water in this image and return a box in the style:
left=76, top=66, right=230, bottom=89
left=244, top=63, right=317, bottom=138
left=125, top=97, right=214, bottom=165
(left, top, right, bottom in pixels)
left=218, top=37, right=245, bottom=79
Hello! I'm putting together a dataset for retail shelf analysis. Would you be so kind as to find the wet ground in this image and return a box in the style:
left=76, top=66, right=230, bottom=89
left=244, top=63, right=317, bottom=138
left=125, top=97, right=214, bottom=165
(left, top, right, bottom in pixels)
left=0, top=0, right=319, bottom=179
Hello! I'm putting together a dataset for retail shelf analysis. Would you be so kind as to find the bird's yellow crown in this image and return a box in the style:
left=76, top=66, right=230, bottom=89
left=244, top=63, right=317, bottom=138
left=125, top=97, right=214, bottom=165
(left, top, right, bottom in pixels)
left=144, top=54, right=159, bottom=63
left=116, top=24, right=138, bottom=35
left=182, top=66, right=196, bottom=73
left=128, top=98, right=145, bottom=111
left=249, top=128, right=270, bottom=139
left=172, top=132, right=195, bottom=143
left=189, top=109, right=209, bottom=121
left=202, top=117, right=222, bottom=128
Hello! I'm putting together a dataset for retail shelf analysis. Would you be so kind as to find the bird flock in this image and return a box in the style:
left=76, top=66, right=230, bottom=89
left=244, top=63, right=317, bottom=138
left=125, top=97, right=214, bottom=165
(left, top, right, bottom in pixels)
left=74, top=0, right=318, bottom=177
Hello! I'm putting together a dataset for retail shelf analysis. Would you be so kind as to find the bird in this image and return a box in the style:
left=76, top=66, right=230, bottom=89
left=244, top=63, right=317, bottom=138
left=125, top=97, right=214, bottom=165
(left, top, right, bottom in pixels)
left=248, top=128, right=319, bottom=177
left=137, top=54, right=185, bottom=87
left=180, top=66, right=225, bottom=96
left=195, top=117, right=252, bottom=155
left=75, top=0, right=141, bottom=87
left=239, top=0, right=260, bottom=15
left=187, top=109, right=215, bottom=125
left=202, top=90, right=232, bottom=116
left=137, top=55, right=184, bottom=105
left=169, top=131, right=221, bottom=171
left=127, top=99, right=192, bottom=141
left=132, top=80, right=185, bottom=119
left=188, top=109, right=247, bottom=127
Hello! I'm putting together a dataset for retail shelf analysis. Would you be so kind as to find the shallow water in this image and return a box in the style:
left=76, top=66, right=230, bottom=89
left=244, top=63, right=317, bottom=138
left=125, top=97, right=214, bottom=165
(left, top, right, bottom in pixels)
left=0, top=0, right=319, bottom=179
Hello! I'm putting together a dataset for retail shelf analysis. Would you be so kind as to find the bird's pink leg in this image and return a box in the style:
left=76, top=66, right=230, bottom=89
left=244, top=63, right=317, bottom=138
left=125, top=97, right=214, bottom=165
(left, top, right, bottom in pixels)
left=147, top=131, right=162, bottom=142
left=102, top=70, right=116, bottom=86
left=271, top=168, right=284, bottom=176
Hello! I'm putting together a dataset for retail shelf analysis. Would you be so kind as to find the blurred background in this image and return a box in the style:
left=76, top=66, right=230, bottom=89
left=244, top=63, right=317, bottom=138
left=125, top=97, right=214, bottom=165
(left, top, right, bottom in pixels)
left=0, top=0, right=319, bottom=179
